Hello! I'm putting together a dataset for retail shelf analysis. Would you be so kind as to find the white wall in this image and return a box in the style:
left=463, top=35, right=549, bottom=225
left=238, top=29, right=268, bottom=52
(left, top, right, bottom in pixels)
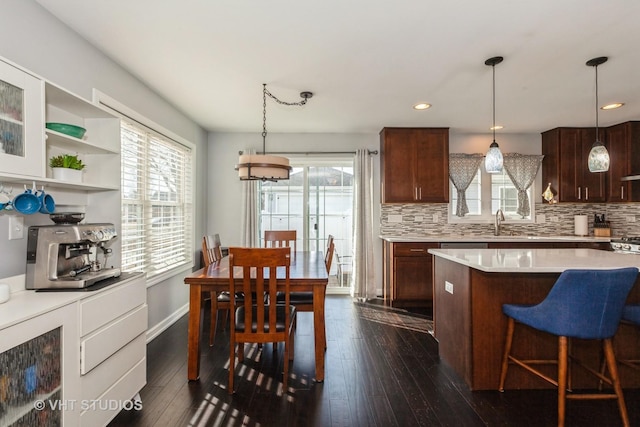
left=0, top=0, right=208, bottom=332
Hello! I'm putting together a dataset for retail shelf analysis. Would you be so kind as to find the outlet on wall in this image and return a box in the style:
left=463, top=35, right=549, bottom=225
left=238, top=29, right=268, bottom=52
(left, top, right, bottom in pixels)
left=432, top=214, right=439, bottom=223
left=9, top=216, right=24, bottom=240
left=627, top=216, right=636, bottom=223
left=415, top=216, right=423, bottom=222
left=550, top=216, right=559, bottom=223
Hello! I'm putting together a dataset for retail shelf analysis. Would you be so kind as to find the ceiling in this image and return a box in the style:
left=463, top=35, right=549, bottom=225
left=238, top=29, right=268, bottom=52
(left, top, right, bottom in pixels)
left=36, top=0, right=640, bottom=135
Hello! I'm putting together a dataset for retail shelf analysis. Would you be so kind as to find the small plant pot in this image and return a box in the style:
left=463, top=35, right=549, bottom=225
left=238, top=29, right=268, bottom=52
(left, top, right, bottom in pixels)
left=52, top=167, right=83, bottom=183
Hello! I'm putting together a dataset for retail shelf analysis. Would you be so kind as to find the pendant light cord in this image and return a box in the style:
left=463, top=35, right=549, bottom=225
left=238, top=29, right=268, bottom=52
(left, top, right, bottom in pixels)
left=492, top=63, right=496, bottom=142
left=261, top=83, right=313, bottom=155
left=262, top=84, right=267, bottom=154
left=595, top=64, right=599, bottom=142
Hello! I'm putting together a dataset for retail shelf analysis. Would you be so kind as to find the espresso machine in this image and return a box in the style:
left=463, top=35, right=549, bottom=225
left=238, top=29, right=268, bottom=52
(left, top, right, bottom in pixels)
left=25, top=223, right=121, bottom=289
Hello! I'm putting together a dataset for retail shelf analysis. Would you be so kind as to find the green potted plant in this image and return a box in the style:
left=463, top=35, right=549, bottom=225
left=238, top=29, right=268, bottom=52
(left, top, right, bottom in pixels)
left=50, top=154, right=85, bottom=182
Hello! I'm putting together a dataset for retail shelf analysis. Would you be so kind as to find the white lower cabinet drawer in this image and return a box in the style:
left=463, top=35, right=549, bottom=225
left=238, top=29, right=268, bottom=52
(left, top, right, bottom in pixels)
left=80, top=275, right=146, bottom=336
left=79, top=357, right=146, bottom=426
left=81, top=333, right=146, bottom=400
left=80, top=304, right=148, bottom=375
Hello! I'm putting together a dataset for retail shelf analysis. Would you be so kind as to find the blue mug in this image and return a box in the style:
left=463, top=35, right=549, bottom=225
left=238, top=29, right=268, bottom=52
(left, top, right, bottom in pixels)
left=12, top=189, right=41, bottom=215
left=36, top=189, right=55, bottom=214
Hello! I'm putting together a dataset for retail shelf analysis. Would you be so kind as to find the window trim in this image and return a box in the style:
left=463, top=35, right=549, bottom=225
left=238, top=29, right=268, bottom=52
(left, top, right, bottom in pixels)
left=93, top=90, right=197, bottom=286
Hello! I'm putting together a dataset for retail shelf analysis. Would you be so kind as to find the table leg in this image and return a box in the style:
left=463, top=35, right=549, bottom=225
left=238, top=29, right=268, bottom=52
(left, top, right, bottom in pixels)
left=313, top=284, right=327, bottom=382
left=187, top=284, right=202, bottom=381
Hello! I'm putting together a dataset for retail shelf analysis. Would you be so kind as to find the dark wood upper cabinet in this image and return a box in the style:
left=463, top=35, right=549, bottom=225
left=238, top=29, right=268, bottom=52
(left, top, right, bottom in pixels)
left=541, top=127, right=606, bottom=203
left=380, top=127, right=449, bottom=203
left=606, top=121, right=640, bottom=202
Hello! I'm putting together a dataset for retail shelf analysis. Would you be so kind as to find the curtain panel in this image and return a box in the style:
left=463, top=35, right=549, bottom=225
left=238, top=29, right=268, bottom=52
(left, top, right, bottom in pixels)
left=502, top=153, right=544, bottom=217
left=448, top=153, right=483, bottom=217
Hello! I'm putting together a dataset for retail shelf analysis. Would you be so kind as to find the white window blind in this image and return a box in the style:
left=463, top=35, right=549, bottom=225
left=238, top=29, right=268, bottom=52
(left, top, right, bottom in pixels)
left=121, top=121, right=193, bottom=278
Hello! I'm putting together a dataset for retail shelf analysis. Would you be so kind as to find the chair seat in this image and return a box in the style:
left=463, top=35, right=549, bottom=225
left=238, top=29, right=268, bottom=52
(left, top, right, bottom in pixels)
left=217, top=291, right=243, bottom=303
left=235, top=304, right=296, bottom=333
left=622, top=305, right=640, bottom=325
left=276, top=291, right=313, bottom=305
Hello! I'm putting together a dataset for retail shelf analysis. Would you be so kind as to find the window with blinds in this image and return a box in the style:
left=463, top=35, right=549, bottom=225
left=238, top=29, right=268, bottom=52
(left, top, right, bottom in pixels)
left=120, top=121, right=193, bottom=278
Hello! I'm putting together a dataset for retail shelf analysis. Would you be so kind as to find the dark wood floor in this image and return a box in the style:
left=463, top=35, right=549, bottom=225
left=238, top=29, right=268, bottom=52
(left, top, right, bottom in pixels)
left=110, top=295, right=640, bottom=426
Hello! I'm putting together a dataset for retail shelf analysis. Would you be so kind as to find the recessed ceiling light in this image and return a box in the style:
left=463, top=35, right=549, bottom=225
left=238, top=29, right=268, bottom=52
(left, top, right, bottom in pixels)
left=601, top=102, right=624, bottom=110
left=490, top=125, right=504, bottom=130
left=413, top=103, right=431, bottom=110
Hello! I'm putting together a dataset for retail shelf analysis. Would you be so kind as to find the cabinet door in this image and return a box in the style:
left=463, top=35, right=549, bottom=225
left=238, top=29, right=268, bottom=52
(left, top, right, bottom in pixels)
left=381, top=128, right=417, bottom=203
left=414, top=128, right=449, bottom=202
left=606, top=123, right=629, bottom=202
left=394, top=256, right=432, bottom=300
left=0, top=60, right=45, bottom=178
left=580, top=127, right=606, bottom=202
left=557, top=128, right=582, bottom=202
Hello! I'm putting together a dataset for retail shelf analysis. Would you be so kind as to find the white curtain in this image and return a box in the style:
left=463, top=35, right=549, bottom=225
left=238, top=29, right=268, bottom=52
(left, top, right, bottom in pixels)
left=240, top=149, right=259, bottom=247
left=351, top=149, right=376, bottom=300
left=449, top=153, right=483, bottom=217
left=502, top=153, right=544, bottom=217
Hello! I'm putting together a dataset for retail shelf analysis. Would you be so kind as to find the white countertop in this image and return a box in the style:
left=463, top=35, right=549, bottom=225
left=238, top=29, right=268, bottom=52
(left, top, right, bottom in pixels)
left=0, top=273, right=143, bottom=331
left=381, top=235, right=612, bottom=243
left=428, top=248, right=640, bottom=273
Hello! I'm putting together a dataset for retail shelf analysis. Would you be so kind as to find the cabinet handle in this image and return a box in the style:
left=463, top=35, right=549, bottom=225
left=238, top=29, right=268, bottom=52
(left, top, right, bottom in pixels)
left=578, top=186, right=581, bottom=200
left=622, top=186, right=625, bottom=200
left=418, top=187, right=422, bottom=200
left=410, top=249, right=425, bottom=252
left=415, top=187, right=418, bottom=200
left=585, top=187, right=588, bottom=200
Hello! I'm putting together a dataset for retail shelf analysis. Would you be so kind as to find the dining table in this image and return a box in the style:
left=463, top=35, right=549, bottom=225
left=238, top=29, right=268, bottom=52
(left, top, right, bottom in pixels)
left=183, top=250, right=329, bottom=382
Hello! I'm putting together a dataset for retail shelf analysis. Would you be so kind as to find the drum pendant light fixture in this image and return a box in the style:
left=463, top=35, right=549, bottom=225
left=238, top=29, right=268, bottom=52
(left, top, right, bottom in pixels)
left=236, top=84, right=313, bottom=181
left=484, top=56, right=504, bottom=174
left=586, top=56, right=610, bottom=173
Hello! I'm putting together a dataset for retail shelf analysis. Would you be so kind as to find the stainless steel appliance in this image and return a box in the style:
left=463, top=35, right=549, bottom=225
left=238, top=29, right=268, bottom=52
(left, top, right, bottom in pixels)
left=26, top=223, right=121, bottom=289
left=610, top=237, right=640, bottom=254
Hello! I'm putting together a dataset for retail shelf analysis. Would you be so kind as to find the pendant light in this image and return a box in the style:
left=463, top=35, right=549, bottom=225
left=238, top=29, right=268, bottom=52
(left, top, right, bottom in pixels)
left=236, top=84, right=313, bottom=181
left=484, top=56, right=504, bottom=174
left=586, top=56, right=610, bottom=173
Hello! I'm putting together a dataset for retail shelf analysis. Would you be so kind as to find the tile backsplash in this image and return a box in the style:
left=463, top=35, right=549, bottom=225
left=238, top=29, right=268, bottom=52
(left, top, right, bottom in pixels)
left=380, top=203, right=640, bottom=237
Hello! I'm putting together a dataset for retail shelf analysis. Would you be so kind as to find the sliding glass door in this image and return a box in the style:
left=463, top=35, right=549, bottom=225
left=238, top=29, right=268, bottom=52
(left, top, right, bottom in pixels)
left=259, top=157, right=353, bottom=291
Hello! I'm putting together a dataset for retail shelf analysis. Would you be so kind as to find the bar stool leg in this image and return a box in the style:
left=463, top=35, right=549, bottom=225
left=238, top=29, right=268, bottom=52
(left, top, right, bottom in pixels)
left=603, top=338, right=630, bottom=427
left=558, top=336, right=568, bottom=427
left=499, top=318, right=515, bottom=392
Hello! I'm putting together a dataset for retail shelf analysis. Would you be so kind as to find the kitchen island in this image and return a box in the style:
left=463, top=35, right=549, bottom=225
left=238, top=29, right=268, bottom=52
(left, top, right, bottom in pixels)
left=428, top=248, right=640, bottom=391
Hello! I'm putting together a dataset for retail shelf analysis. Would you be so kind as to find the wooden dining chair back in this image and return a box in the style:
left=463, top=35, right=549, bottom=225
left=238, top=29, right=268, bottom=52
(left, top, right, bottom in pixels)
left=325, top=234, right=335, bottom=274
left=264, top=230, right=297, bottom=252
left=202, top=234, right=223, bottom=267
left=203, top=234, right=235, bottom=346
left=227, top=246, right=296, bottom=394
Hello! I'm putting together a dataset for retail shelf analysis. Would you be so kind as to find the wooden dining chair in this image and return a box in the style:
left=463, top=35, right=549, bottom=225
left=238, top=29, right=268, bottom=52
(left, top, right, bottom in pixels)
left=264, top=230, right=297, bottom=252
left=203, top=234, right=235, bottom=346
left=227, top=247, right=296, bottom=394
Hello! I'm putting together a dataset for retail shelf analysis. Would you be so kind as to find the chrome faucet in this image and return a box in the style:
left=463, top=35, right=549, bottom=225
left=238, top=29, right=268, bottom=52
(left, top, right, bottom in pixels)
left=494, top=209, right=505, bottom=236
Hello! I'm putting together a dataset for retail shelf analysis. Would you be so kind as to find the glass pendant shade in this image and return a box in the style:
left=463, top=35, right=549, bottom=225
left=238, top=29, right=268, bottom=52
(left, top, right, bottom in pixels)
left=587, top=140, right=610, bottom=172
left=485, top=141, right=503, bottom=174
left=236, top=153, right=292, bottom=180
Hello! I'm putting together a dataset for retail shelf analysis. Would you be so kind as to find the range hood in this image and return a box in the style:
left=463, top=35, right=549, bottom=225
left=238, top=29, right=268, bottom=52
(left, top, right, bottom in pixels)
left=621, top=175, right=640, bottom=181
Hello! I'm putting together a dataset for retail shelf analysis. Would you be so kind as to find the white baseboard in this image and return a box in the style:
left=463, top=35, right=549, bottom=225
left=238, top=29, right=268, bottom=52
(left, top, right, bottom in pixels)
left=146, top=302, right=189, bottom=343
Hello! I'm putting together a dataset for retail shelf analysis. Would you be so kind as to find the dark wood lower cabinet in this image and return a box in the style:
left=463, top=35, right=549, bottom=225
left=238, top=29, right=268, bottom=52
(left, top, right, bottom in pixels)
left=383, top=241, right=437, bottom=307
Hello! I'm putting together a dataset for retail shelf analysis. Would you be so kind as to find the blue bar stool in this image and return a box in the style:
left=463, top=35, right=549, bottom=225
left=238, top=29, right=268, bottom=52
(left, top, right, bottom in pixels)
left=498, top=267, right=639, bottom=427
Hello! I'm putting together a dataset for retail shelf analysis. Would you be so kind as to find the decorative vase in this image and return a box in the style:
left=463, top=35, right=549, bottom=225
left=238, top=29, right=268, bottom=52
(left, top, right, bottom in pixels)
left=52, top=167, right=83, bottom=183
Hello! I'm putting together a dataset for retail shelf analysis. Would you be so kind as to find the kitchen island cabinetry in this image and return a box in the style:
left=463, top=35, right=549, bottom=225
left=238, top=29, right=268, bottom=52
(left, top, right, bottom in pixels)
left=383, top=241, right=438, bottom=307
left=380, top=127, right=449, bottom=203
left=429, top=248, right=640, bottom=391
left=606, top=121, right=640, bottom=202
left=542, top=127, right=606, bottom=203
